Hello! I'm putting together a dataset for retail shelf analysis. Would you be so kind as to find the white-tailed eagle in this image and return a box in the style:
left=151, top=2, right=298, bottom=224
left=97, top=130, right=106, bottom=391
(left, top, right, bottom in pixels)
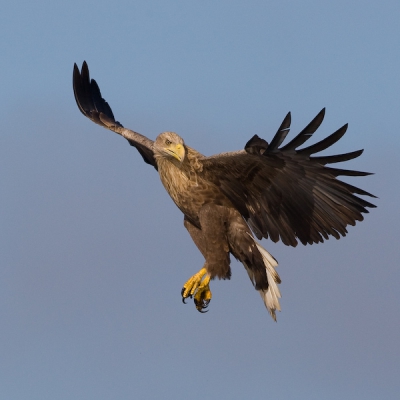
left=73, top=61, right=375, bottom=321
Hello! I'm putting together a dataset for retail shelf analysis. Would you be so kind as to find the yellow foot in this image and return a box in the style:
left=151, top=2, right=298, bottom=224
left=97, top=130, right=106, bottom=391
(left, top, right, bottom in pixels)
left=181, top=268, right=212, bottom=313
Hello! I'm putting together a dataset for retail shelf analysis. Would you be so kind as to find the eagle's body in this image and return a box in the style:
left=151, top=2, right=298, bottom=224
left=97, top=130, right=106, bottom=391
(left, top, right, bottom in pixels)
left=155, top=143, right=228, bottom=227
left=73, top=61, right=375, bottom=320
left=154, top=133, right=270, bottom=291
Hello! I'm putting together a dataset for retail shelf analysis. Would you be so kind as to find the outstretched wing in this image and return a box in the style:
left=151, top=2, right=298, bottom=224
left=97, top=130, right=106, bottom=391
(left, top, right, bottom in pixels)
left=200, top=109, right=376, bottom=247
left=73, top=61, right=157, bottom=169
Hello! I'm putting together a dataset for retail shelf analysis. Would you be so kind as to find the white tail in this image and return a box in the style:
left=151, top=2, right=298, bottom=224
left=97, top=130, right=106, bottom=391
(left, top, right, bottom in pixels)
left=250, top=237, right=282, bottom=321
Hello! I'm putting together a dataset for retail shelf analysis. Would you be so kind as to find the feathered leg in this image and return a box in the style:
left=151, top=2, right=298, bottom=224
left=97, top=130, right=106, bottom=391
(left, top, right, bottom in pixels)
left=182, top=205, right=231, bottom=312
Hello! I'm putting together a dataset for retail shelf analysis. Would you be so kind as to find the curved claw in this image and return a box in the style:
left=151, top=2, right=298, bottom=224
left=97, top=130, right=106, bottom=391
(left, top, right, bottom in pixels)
left=181, top=287, right=192, bottom=304
left=181, top=288, right=186, bottom=303
left=194, top=299, right=211, bottom=313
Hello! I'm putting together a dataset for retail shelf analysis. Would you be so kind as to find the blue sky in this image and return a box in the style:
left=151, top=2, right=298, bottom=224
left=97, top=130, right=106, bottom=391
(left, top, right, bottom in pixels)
left=1, top=1, right=399, bottom=399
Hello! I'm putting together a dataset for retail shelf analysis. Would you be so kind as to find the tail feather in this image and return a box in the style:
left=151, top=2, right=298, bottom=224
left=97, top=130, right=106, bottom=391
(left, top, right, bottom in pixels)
left=249, top=236, right=282, bottom=321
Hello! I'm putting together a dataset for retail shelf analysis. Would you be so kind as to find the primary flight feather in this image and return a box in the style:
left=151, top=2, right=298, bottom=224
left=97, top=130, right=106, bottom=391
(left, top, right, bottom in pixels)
left=73, top=61, right=376, bottom=321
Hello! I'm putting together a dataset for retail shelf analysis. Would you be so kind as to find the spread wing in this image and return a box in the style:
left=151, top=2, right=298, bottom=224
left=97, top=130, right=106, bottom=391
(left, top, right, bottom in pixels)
left=73, top=61, right=157, bottom=169
left=200, top=109, right=376, bottom=246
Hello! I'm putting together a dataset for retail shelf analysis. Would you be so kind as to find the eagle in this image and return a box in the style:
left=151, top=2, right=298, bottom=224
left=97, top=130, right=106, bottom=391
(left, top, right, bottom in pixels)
left=73, top=61, right=375, bottom=321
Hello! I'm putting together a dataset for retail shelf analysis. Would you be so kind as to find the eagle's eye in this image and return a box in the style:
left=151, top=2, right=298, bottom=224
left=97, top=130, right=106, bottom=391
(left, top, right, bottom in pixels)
left=165, top=139, right=172, bottom=146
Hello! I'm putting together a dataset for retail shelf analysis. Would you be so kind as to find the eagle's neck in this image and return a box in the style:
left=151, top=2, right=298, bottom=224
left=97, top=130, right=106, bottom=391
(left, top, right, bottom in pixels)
left=156, top=150, right=204, bottom=216
left=156, top=156, right=191, bottom=193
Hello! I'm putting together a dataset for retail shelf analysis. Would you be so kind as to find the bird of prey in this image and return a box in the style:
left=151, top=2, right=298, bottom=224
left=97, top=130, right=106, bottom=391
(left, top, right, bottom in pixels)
left=73, top=61, right=375, bottom=321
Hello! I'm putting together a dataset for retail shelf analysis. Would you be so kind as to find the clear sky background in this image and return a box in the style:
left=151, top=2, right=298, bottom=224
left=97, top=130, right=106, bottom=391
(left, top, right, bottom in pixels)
left=1, top=1, right=399, bottom=399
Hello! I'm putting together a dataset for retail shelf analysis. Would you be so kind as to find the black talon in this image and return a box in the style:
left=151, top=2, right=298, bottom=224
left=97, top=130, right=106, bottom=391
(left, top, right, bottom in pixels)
left=181, top=288, right=187, bottom=304
left=194, top=299, right=210, bottom=313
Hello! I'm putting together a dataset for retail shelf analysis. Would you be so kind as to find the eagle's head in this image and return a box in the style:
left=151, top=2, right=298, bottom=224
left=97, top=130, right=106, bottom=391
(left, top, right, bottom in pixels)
left=154, top=132, right=186, bottom=163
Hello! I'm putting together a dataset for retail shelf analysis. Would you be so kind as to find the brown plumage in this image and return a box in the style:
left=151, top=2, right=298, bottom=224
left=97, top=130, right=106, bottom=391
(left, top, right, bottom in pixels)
left=73, top=61, right=376, bottom=320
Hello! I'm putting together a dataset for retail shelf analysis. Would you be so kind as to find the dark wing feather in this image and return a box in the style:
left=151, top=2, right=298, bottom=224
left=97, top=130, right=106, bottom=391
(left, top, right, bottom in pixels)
left=73, top=61, right=157, bottom=169
left=279, top=108, right=325, bottom=152
left=310, top=149, right=363, bottom=164
left=297, top=123, right=347, bottom=156
left=245, top=112, right=291, bottom=155
left=200, top=110, right=376, bottom=247
left=268, top=112, right=291, bottom=151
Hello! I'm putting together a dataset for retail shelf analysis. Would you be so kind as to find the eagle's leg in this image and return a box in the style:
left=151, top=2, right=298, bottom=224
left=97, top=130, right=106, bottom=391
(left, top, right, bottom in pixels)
left=181, top=268, right=212, bottom=312
left=182, top=206, right=231, bottom=312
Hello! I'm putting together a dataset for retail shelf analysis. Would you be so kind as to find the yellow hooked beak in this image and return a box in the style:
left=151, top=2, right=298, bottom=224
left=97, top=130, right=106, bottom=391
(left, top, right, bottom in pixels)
left=166, top=143, right=185, bottom=162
